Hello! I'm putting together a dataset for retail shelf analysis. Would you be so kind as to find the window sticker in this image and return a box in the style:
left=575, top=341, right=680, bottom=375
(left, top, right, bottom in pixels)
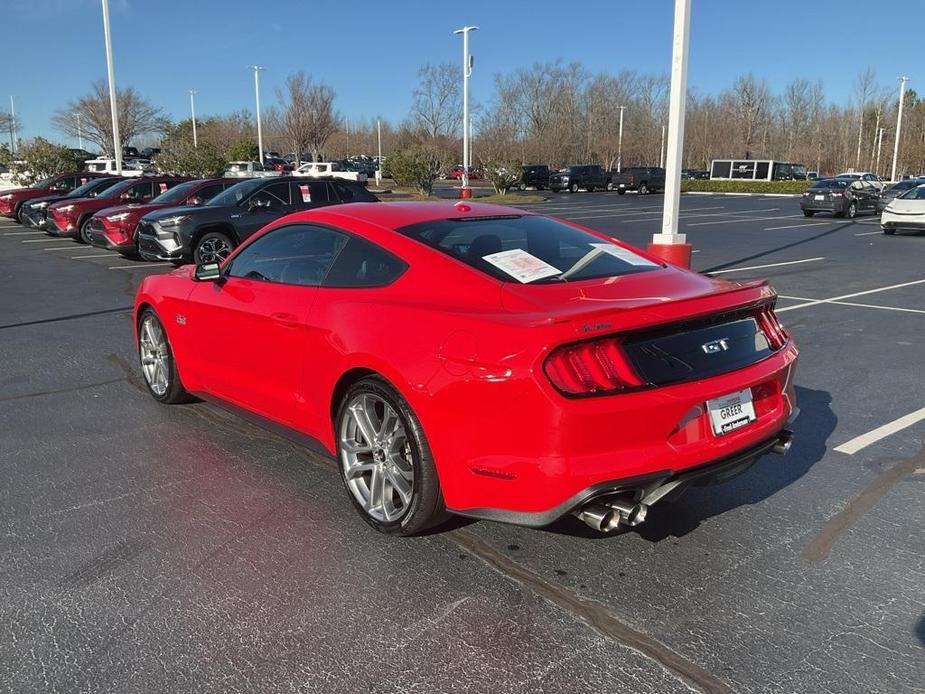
left=299, top=184, right=312, bottom=203
left=159, top=183, right=168, bottom=193
left=481, top=249, right=560, bottom=283
left=590, top=243, right=658, bottom=266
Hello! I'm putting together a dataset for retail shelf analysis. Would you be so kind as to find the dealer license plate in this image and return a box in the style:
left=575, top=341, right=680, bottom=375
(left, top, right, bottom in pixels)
left=814, top=194, right=824, bottom=201
left=707, top=388, right=756, bottom=436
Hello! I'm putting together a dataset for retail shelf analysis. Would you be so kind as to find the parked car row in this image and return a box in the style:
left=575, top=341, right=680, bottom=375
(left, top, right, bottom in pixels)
left=799, top=174, right=925, bottom=234
left=1, top=170, right=378, bottom=263
left=545, top=165, right=666, bottom=195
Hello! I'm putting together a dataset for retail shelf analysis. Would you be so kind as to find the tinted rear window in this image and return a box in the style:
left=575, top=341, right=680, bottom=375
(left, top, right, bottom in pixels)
left=397, top=215, right=661, bottom=284
left=811, top=179, right=847, bottom=189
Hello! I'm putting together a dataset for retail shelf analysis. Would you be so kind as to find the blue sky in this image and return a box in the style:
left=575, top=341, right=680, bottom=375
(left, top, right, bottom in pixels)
left=4, top=0, right=921, bottom=144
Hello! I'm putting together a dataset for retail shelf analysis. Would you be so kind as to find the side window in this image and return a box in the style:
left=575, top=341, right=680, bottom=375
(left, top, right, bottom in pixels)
left=249, top=181, right=292, bottom=207
left=324, top=236, right=408, bottom=288
left=332, top=181, right=377, bottom=203
left=52, top=176, right=75, bottom=190
left=290, top=181, right=331, bottom=205
left=226, top=224, right=348, bottom=287
left=191, top=183, right=225, bottom=203
left=125, top=181, right=153, bottom=200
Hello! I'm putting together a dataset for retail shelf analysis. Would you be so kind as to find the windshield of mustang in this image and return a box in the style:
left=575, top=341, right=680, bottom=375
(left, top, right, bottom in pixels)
left=398, top=215, right=662, bottom=284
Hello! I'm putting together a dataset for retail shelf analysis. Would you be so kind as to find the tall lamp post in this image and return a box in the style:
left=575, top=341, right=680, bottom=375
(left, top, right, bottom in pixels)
left=376, top=118, right=382, bottom=187
left=101, top=0, right=122, bottom=174
left=73, top=112, right=84, bottom=150
left=250, top=65, right=265, bottom=164
left=453, top=25, right=478, bottom=193
left=617, top=106, right=625, bottom=173
left=648, top=0, right=692, bottom=268
left=890, top=76, right=908, bottom=183
left=875, top=127, right=884, bottom=176
left=8, top=96, right=16, bottom=155
left=189, top=90, right=198, bottom=148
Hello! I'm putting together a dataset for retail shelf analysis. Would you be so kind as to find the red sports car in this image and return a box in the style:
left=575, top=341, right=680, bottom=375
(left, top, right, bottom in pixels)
left=134, top=201, right=798, bottom=536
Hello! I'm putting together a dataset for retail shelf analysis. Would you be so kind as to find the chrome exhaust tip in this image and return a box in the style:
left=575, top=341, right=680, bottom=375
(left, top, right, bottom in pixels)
left=573, top=503, right=621, bottom=532
left=607, top=498, right=648, bottom=527
left=772, top=429, right=794, bottom=455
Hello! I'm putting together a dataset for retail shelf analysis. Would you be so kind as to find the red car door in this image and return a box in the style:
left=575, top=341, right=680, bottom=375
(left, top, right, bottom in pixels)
left=185, top=223, right=348, bottom=426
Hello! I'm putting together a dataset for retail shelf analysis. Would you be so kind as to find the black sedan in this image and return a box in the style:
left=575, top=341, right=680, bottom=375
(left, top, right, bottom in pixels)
left=800, top=178, right=879, bottom=219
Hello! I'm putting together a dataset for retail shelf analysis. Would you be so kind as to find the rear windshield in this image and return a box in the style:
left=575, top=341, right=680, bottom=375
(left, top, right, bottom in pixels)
left=811, top=179, right=847, bottom=189
left=397, top=215, right=661, bottom=284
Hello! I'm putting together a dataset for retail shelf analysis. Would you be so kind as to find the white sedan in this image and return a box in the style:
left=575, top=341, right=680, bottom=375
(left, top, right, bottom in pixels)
left=881, top=184, right=925, bottom=235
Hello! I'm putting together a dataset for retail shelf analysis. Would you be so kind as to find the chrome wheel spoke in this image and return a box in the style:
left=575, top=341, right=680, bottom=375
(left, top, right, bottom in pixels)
left=350, top=397, right=379, bottom=445
left=345, top=461, right=376, bottom=480
left=367, top=465, right=385, bottom=512
left=385, top=467, right=412, bottom=506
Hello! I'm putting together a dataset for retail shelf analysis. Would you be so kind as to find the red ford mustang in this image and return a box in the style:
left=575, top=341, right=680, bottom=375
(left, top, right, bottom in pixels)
left=134, top=201, right=798, bottom=535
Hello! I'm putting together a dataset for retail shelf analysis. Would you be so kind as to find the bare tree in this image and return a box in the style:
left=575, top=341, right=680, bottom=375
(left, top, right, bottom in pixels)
left=411, top=63, right=462, bottom=140
left=853, top=67, right=878, bottom=169
left=51, top=81, right=166, bottom=156
left=729, top=75, right=772, bottom=159
left=304, top=79, right=338, bottom=161
left=272, top=72, right=317, bottom=162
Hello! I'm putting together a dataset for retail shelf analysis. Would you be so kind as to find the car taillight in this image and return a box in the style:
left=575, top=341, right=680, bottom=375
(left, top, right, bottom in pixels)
left=831, top=192, right=843, bottom=197
left=544, top=337, right=644, bottom=395
left=755, top=304, right=788, bottom=350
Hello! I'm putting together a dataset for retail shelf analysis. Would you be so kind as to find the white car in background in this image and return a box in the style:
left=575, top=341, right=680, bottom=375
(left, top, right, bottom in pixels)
left=222, top=161, right=280, bottom=178
left=84, top=157, right=147, bottom=177
left=880, top=184, right=925, bottom=235
left=293, top=161, right=367, bottom=185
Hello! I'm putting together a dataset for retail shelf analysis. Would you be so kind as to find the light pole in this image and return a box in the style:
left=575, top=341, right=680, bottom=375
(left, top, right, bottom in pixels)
left=73, top=112, right=84, bottom=150
left=659, top=124, right=666, bottom=168
left=875, top=127, right=884, bottom=176
left=250, top=65, right=265, bottom=164
left=649, top=0, right=692, bottom=268
left=345, top=117, right=349, bottom=157
left=454, top=25, right=478, bottom=191
left=617, top=106, right=625, bottom=172
left=8, top=96, right=16, bottom=155
left=376, top=118, right=382, bottom=186
left=101, top=0, right=122, bottom=173
left=890, top=76, right=908, bottom=182
left=189, top=90, right=198, bottom=148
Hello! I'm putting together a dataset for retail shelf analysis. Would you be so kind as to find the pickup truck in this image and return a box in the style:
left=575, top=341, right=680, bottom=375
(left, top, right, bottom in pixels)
left=84, top=158, right=149, bottom=177
left=608, top=167, right=665, bottom=195
left=223, top=161, right=280, bottom=178
left=549, top=165, right=606, bottom=193
left=293, top=161, right=368, bottom=185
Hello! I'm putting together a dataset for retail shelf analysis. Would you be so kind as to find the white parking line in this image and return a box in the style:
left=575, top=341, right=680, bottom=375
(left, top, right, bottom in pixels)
left=564, top=205, right=728, bottom=221
left=763, top=221, right=835, bottom=231
left=855, top=231, right=882, bottom=236
left=708, top=257, right=824, bottom=275
left=686, top=214, right=800, bottom=227
left=777, top=278, right=925, bottom=313
left=108, top=263, right=169, bottom=270
left=778, top=294, right=925, bottom=315
left=3, top=230, right=44, bottom=236
left=72, top=253, right=119, bottom=259
left=43, top=246, right=80, bottom=251
left=22, top=237, right=65, bottom=243
left=833, top=406, right=925, bottom=454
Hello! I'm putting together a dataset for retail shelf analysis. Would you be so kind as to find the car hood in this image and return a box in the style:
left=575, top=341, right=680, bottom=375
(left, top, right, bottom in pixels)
left=23, top=193, right=67, bottom=207
left=885, top=198, right=925, bottom=215
left=95, top=202, right=166, bottom=219
left=2, top=187, right=52, bottom=201
left=141, top=203, right=216, bottom=221
left=500, top=263, right=776, bottom=332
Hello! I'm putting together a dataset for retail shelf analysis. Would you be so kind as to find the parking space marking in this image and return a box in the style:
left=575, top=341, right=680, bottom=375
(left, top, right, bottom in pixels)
left=708, top=257, right=824, bottom=275
left=563, top=205, right=728, bottom=221
left=4, top=230, right=44, bottom=236
left=72, top=253, right=120, bottom=259
left=43, top=246, right=81, bottom=251
left=107, top=263, right=169, bottom=270
left=855, top=231, right=882, bottom=236
left=686, top=214, right=801, bottom=227
left=777, top=278, right=925, bottom=312
left=763, top=221, right=836, bottom=231
left=778, top=294, right=925, bottom=315
left=22, top=237, right=66, bottom=243
left=833, top=406, right=925, bottom=455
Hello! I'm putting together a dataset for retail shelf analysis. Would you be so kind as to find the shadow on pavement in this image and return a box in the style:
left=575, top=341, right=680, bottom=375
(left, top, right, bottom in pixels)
left=543, top=386, right=836, bottom=541
left=916, top=613, right=925, bottom=646
left=701, top=222, right=853, bottom=273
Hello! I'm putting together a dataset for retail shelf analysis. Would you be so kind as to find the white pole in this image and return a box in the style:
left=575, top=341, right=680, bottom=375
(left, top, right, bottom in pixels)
left=454, top=26, right=478, bottom=189
left=376, top=118, right=382, bottom=186
left=251, top=65, right=264, bottom=165
left=8, top=96, right=15, bottom=155
left=345, top=117, right=349, bottom=156
left=875, top=127, right=884, bottom=176
left=659, top=124, right=666, bottom=168
left=101, top=0, right=122, bottom=174
left=189, top=90, right=198, bottom=148
left=74, top=112, right=83, bottom=150
left=617, top=106, right=625, bottom=172
left=890, top=76, right=908, bottom=182
left=654, top=0, right=691, bottom=247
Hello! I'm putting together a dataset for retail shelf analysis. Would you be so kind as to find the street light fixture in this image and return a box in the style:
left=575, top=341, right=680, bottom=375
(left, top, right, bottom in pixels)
left=453, top=25, right=478, bottom=191
left=189, top=90, right=198, bottom=148
left=890, top=76, right=908, bottom=182
left=101, top=0, right=122, bottom=174
left=249, top=65, right=265, bottom=165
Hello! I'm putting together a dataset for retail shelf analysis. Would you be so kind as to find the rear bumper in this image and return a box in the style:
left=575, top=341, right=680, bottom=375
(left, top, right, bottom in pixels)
left=800, top=199, right=847, bottom=213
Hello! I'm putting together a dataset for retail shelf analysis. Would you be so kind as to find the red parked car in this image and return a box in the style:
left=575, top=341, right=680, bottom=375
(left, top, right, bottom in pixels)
left=47, top=176, right=188, bottom=243
left=134, top=201, right=798, bottom=536
left=0, top=172, right=109, bottom=222
left=448, top=165, right=478, bottom=180
left=86, top=178, right=237, bottom=256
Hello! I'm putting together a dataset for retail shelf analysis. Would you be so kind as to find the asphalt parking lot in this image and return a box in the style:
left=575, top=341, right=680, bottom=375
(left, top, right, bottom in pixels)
left=2, top=192, right=923, bottom=693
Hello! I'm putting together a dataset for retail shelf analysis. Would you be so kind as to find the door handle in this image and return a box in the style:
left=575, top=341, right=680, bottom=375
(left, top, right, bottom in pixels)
left=270, top=312, right=299, bottom=328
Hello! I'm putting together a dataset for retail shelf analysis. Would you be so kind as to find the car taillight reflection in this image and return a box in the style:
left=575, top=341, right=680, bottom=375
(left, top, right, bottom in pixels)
left=544, top=337, right=644, bottom=395
left=755, top=304, right=788, bottom=350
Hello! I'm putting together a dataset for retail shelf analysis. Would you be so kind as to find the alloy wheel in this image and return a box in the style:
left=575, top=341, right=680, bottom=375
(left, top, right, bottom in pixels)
left=339, top=393, right=415, bottom=523
left=197, top=236, right=232, bottom=264
left=139, top=314, right=170, bottom=396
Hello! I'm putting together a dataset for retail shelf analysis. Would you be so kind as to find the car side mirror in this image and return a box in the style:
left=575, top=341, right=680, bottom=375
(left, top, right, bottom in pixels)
left=194, top=262, right=222, bottom=282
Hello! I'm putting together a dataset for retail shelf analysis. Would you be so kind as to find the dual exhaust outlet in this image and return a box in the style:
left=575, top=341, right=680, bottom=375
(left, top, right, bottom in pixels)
left=573, top=428, right=794, bottom=533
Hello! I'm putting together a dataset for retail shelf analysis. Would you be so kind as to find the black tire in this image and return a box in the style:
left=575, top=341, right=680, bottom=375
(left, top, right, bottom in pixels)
left=638, top=182, right=650, bottom=195
left=586, top=185, right=595, bottom=193
left=569, top=182, right=579, bottom=194
left=617, top=189, right=626, bottom=195
left=137, top=308, right=192, bottom=405
left=78, top=216, right=94, bottom=244
left=606, top=181, right=614, bottom=191
left=336, top=376, right=448, bottom=536
left=882, top=227, right=895, bottom=235
left=518, top=182, right=527, bottom=191
left=803, top=210, right=815, bottom=217
left=13, top=205, right=24, bottom=225
left=193, top=231, right=234, bottom=265
left=846, top=201, right=858, bottom=219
